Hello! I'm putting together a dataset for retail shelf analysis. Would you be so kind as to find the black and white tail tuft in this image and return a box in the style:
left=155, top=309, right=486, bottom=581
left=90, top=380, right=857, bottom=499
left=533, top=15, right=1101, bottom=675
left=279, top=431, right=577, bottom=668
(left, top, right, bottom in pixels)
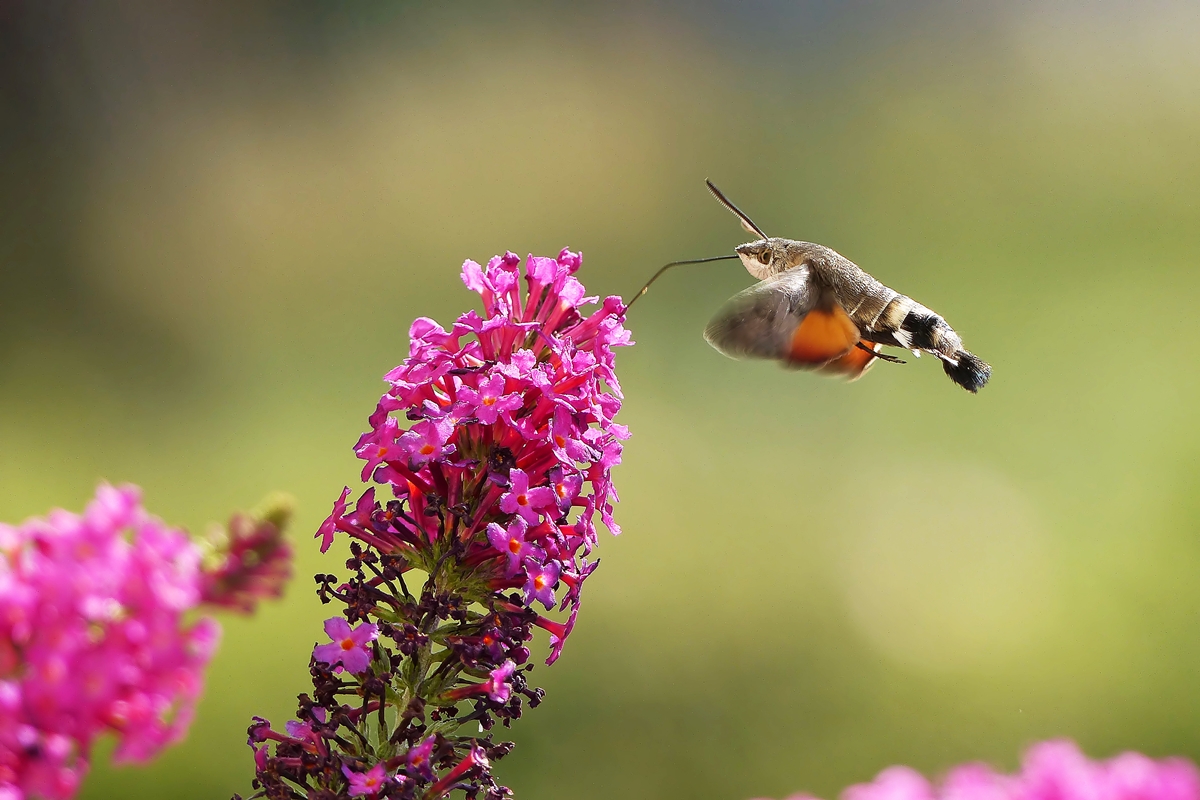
left=941, top=351, right=991, bottom=393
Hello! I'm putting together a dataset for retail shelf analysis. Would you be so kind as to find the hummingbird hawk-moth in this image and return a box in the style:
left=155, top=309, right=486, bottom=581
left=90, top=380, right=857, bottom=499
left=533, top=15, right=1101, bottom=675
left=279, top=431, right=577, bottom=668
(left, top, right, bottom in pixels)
left=629, top=180, right=991, bottom=393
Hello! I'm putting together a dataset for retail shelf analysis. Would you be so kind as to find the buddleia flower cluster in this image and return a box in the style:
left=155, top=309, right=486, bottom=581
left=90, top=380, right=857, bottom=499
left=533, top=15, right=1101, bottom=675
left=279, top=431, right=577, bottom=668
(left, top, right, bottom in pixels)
left=756, top=740, right=1200, bottom=800
left=0, top=484, right=293, bottom=800
left=244, top=249, right=631, bottom=800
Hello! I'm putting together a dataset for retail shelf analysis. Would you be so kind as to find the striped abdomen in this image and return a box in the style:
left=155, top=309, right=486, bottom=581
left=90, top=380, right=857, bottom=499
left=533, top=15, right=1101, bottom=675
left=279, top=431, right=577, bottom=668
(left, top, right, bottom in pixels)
left=813, top=253, right=991, bottom=392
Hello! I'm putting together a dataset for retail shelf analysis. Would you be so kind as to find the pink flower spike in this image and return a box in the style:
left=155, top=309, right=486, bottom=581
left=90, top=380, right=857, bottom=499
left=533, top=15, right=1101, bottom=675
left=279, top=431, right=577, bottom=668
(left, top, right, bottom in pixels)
left=486, top=518, right=545, bottom=577
left=499, top=468, right=555, bottom=526
left=522, top=558, right=560, bottom=610
left=313, top=618, right=378, bottom=674
left=342, top=762, right=388, bottom=797
left=250, top=249, right=632, bottom=799
left=2, top=484, right=295, bottom=800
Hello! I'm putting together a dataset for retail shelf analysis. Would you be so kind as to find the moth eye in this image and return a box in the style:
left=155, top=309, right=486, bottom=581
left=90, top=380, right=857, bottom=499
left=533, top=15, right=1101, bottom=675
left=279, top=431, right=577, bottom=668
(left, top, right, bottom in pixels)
left=760, top=250, right=773, bottom=266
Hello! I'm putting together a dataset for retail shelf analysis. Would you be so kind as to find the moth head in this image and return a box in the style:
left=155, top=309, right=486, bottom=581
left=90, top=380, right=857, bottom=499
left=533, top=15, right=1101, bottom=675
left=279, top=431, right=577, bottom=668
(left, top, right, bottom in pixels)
left=735, top=239, right=787, bottom=279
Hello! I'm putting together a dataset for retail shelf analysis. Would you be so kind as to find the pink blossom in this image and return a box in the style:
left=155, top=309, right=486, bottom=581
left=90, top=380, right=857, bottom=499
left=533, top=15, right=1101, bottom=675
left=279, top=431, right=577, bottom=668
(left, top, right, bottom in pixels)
left=757, top=741, right=1200, bottom=800
left=530, top=603, right=579, bottom=666
left=316, top=487, right=352, bottom=553
left=458, top=373, right=524, bottom=425
left=550, top=404, right=600, bottom=463
left=522, top=558, right=561, bottom=610
left=500, top=468, right=556, bottom=526
left=548, top=466, right=583, bottom=515
left=342, top=762, right=389, bottom=797
left=397, top=418, right=455, bottom=468
left=427, top=745, right=491, bottom=800
left=483, top=660, right=517, bottom=703
left=486, top=518, right=545, bottom=577
left=313, top=618, right=378, bottom=674
left=406, top=735, right=437, bottom=782
left=845, top=767, right=936, bottom=800
left=0, top=484, right=289, bottom=800
left=199, top=497, right=293, bottom=613
left=353, top=416, right=406, bottom=482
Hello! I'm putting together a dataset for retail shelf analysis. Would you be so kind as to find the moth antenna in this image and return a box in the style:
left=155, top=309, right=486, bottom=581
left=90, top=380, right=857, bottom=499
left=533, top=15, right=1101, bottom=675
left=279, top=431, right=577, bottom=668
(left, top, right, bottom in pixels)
left=705, top=179, right=770, bottom=240
left=624, top=254, right=739, bottom=311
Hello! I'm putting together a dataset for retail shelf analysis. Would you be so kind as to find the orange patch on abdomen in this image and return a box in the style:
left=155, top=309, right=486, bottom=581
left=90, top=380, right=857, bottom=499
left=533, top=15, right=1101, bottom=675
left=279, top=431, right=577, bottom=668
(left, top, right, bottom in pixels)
left=820, top=342, right=879, bottom=380
left=787, top=306, right=860, bottom=364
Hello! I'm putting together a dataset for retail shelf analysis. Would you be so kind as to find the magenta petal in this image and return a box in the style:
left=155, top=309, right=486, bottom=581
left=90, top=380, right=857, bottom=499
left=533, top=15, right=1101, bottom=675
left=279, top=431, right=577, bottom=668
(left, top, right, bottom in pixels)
left=461, top=259, right=488, bottom=293
left=323, top=617, right=353, bottom=641
left=339, top=647, right=371, bottom=675
left=312, top=641, right=343, bottom=666
left=486, top=522, right=509, bottom=554
left=349, top=622, right=379, bottom=646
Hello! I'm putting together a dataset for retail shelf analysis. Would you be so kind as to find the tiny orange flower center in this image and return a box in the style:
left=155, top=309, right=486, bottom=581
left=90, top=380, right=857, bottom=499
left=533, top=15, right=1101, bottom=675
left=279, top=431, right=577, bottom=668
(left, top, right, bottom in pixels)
left=419, top=444, right=435, bottom=455
left=340, top=638, right=356, bottom=651
left=376, top=446, right=388, bottom=458
left=555, top=483, right=566, bottom=497
left=516, top=494, right=528, bottom=506
left=554, top=435, right=566, bottom=447
left=534, top=575, right=548, bottom=590
left=483, top=396, right=496, bottom=406
left=508, top=539, right=522, bottom=554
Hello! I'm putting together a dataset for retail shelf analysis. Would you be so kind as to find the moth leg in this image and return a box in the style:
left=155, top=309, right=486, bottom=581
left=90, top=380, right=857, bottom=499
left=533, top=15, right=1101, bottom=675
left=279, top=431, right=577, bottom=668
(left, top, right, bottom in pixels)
left=856, top=342, right=906, bottom=364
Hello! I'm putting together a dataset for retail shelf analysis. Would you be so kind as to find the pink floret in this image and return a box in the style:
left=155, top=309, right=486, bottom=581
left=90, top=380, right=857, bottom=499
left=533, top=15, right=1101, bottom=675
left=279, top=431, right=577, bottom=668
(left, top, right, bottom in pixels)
left=313, top=618, right=379, bottom=675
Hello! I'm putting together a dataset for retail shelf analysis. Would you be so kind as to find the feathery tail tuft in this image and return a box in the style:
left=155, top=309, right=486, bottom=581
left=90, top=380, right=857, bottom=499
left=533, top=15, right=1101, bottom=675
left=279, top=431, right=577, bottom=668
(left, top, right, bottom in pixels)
left=942, top=350, right=991, bottom=393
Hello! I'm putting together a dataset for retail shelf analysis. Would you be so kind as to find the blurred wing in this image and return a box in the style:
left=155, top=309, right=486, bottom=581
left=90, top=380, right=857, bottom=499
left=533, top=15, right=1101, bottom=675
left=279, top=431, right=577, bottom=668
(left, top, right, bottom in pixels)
left=704, top=266, right=866, bottom=370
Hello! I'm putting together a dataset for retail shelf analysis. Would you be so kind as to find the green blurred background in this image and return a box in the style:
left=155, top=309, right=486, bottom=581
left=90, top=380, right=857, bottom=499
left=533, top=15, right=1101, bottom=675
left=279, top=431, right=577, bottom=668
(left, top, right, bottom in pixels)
left=3, top=2, right=1200, bottom=798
